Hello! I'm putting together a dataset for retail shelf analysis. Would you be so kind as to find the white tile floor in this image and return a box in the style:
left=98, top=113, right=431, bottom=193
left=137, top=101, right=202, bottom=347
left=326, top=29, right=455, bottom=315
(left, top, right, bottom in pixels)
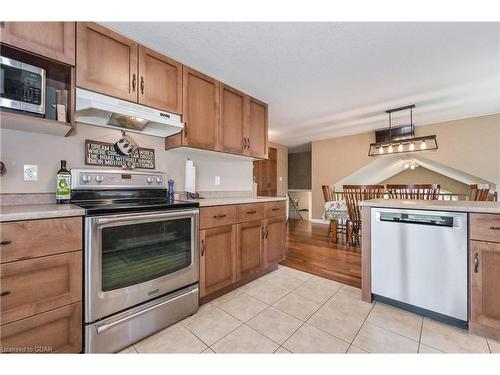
left=120, top=265, right=498, bottom=354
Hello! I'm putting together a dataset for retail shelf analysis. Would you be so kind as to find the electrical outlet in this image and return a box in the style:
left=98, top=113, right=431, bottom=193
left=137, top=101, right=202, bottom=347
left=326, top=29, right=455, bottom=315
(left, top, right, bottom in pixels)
left=24, top=165, right=38, bottom=181
left=279, top=176, right=283, bottom=182
left=215, top=176, right=221, bottom=185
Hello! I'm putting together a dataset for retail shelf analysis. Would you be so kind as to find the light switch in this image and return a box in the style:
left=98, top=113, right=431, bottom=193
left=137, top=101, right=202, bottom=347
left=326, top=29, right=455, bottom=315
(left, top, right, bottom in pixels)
left=279, top=177, right=283, bottom=182
left=215, top=176, right=221, bottom=185
left=24, top=165, right=38, bottom=181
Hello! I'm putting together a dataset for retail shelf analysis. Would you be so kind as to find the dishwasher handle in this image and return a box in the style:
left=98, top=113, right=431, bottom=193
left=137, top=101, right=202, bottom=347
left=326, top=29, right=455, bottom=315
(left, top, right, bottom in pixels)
left=378, top=211, right=456, bottom=228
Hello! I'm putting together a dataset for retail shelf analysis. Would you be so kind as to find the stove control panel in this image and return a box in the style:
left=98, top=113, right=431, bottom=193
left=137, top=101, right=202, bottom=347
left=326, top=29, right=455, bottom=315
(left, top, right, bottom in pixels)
left=71, top=169, right=168, bottom=190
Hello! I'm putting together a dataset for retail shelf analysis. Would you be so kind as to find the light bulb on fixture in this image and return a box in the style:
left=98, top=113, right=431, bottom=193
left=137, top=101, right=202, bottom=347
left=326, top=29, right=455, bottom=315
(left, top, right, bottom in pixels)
left=398, top=143, right=404, bottom=152
left=379, top=146, right=384, bottom=154
left=421, top=140, right=427, bottom=150
left=410, top=164, right=416, bottom=170
left=388, top=144, right=394, bottom=153
left=409, top=142, right=415, bottom=151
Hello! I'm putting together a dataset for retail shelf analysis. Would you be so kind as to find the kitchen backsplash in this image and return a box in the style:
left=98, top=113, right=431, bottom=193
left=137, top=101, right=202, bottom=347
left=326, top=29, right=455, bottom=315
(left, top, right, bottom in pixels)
left=0, top=123, right=253, bottom=195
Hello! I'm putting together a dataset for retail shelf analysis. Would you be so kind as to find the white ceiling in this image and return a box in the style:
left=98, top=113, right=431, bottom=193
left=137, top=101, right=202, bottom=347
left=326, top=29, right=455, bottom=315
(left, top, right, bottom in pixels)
left=103, top=22, right=500, bottom=149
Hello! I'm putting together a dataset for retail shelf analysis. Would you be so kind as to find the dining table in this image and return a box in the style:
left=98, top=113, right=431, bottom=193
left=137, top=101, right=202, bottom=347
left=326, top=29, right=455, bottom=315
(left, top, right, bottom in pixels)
left=322, top=199, right=349, bottom=242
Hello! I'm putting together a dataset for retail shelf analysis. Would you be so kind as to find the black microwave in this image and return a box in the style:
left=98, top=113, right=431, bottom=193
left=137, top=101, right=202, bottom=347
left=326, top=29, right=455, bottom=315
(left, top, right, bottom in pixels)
left=0, top=56, right=46, bottom=115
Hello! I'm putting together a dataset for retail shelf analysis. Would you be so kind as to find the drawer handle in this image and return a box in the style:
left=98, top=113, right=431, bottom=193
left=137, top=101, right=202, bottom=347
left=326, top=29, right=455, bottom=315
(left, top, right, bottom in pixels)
left=0, top=240, right=12, bottom=245
left=474, top=253, right=479, bottom=273
left=490, top=226, right=500, bottom=231
left=272, top=208, right=280, bottom=211
left=246, top=210, right=257, bottom=215
left=213, top=214, right=227, bottom=219
left=0, top=291, right=11, bottom=297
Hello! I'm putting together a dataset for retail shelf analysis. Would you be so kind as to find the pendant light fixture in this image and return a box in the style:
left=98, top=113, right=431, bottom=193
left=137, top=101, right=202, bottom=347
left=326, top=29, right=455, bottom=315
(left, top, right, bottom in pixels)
left=368, top=104, right=438, bottom=156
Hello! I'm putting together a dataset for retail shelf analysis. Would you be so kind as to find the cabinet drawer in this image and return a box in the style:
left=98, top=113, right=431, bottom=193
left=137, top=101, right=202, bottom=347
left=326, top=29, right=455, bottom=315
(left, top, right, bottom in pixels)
left=238, top=203, right=265, bottom=223
left=0, top=302, right=82, bottom=353
left=0, top=217, right=82, bottom=263
left=470, top=213, right=500, bottom=243
left=200, top=206, right=238, bottom=229
left=1, top=252, right=82, bottom=325
left=264, top=201, right=286, bottom=218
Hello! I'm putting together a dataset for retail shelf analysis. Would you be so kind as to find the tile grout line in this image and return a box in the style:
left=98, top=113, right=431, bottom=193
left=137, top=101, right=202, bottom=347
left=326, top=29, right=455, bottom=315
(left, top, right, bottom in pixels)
left=417, top=315, right=424, bottom=353
left=346, top=300, right=377, bottom=353
left=281, top=283, right=352, bottom=353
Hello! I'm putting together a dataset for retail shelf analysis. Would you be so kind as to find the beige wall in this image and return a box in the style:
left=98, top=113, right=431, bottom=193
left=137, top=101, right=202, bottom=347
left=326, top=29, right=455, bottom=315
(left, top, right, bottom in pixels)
left=312, top=114, right=500, bottom=219
left=381, top=167, right=470, bottom=195
left=268, top=142, right=288, bottom=197
left=0, top=123, right=253, bottom=194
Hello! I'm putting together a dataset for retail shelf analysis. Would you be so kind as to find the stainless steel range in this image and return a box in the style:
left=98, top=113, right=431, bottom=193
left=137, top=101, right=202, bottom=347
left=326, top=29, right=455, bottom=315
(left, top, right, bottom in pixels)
left=71, top=169, right=199, bottom=353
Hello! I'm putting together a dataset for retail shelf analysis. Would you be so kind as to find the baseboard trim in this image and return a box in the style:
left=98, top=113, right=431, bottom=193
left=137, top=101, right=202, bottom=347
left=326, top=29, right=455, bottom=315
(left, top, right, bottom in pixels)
left=310, top=218, right=329, bottom=224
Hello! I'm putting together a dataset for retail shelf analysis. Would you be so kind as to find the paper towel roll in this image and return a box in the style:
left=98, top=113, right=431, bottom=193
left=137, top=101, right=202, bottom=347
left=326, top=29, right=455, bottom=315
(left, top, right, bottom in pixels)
left=185, top=159, right=196, bottom=194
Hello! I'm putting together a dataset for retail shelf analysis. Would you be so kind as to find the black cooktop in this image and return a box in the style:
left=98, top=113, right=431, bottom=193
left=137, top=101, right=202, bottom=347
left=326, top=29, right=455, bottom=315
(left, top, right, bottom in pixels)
left=71, top=189, right=198, bottom=216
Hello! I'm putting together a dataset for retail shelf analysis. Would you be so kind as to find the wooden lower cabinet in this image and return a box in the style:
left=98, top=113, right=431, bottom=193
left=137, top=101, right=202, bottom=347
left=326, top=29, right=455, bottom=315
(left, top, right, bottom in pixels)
left=264, top=217, right=286, bottom=266
left=470, top=240, right=500, bottom=341
left=1, top=252, right=82, bottom=325
left=199, top=225, right=237, bottom=297
left=0, top=302, right=82, bottom=353
left=237, top=220, right=264, bottom=279
left=199, top=201, right=286, bottom=299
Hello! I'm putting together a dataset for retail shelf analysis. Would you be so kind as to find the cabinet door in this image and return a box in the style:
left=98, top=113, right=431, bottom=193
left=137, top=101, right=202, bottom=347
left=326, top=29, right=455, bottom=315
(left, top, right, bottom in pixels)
left=138, top=46, right=182, bottom=113
left=219, top=84, right=246, bottom=154
left=76, top=22, right=138, bottom=102
left=1, top=22, right=75, bottom=65
left=182, top=67, right=220, bottom=150
left=264, top=217, right=286, bottom=266
left=237, top=220, right=264, bottom=280
left=1, top=252, right=82, bottom=325
left=245, top=97, right=268, bottom=158
left=0, top=302, right=82, bottom=353
left=470, top=240, right=500, bottom=340
left=200, top=225, right=237, bottom=297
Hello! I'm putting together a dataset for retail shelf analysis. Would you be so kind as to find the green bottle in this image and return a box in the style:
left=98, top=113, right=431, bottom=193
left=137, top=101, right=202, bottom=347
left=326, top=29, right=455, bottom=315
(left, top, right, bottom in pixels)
left=56, top=160, right=71, bottom=204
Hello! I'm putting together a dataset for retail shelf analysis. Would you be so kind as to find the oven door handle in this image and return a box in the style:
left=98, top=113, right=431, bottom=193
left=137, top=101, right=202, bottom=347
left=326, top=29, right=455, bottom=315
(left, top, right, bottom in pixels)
left=95, top=287, right=198, bottom=335
left=93, top=209, right=199, bottom=226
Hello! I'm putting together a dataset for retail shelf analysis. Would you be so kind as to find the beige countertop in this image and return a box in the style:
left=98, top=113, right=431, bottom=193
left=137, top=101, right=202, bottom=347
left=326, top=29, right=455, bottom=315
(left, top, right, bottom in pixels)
left=359, top=199, right=500, bottom=214
left=0, top=204, right=85, bottom=222
left=184, top=196, right=287, bottom=207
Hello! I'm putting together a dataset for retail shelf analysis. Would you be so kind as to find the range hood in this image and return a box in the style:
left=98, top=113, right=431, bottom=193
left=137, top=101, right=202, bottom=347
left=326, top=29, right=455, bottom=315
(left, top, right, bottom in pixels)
left=75, top=88, right=184, bottom=137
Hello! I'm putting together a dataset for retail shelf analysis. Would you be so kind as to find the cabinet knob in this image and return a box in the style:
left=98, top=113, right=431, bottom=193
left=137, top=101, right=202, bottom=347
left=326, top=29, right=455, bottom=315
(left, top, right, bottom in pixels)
left=132, top=74, right=136, bottom=92
left=246, top=210, right=257, bottom=215
left=213, top=214, right=227, bottom=219
left=490, top=226, right=500, bottom=231
left=473, top=253, right=479, bottom=273
left=201, top=239, right=206, bottom=256
left=0, top=291, right=11, bottom=297
left=0, top=240, right=12, bottom=245
left=140, top=76, right=145, bottom=95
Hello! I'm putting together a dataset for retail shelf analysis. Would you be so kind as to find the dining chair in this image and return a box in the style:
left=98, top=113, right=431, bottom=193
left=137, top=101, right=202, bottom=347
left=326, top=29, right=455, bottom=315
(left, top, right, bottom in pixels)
left=386, top=184, right=441, bottom=200
left=469, top=184, right=490, bottom=201
left=343, top=184, right=385, bottom=245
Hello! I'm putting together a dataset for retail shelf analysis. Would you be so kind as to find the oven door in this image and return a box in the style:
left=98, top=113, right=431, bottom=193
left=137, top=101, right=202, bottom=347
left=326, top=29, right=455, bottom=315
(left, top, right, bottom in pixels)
left=85, top=208, right=199, bottom=323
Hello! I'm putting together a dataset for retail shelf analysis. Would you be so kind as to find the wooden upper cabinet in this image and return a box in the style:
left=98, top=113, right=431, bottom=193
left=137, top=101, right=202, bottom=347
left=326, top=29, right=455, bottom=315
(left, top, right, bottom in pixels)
left=199, top=225, right=237, bottom=297
left=138, top=46, right=182, bottom=113
left=470, top=240, right=500, bottom=341
left=219, top=84, right=246, bottom=154
left=76, top=22, right=138, bottom=102
left=1, top=22, right=76, bottom=65
left=245, top=97, right=268, bottom=158
left=182, top=67, right=220, bottom=150
left=264, top=217, right=286, bottom=266
left=237, top=220, right=264, bottom=280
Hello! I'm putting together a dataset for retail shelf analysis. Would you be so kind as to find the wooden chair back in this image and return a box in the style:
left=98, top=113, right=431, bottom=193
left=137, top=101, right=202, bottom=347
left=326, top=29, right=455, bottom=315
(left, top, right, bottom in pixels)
left=469, top=184, right=490, bottom=201
left=386, top=184, right=440, bottom=200
left=322, top=185, right=335, bottom=202
left=343, top=185, right=385, bottom=223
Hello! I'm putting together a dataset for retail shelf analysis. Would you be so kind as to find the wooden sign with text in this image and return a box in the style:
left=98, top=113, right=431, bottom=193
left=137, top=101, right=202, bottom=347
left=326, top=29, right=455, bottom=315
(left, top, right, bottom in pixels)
left=85, top=140, right=155, bottom=169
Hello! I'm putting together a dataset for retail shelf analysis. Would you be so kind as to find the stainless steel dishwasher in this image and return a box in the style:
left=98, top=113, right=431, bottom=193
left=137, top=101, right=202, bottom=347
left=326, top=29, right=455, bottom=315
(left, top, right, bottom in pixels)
left=371, top=208, right=468, bottom=326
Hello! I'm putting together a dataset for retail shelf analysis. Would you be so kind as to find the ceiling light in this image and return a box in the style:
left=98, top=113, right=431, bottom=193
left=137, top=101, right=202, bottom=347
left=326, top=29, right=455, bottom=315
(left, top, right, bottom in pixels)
left=368, top=105, right=438, bottom=156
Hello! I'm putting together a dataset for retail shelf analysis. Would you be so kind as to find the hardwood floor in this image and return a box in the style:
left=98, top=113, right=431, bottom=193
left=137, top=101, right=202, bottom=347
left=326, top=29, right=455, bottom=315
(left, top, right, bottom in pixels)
left=282, top=219, right=361, bottom=288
